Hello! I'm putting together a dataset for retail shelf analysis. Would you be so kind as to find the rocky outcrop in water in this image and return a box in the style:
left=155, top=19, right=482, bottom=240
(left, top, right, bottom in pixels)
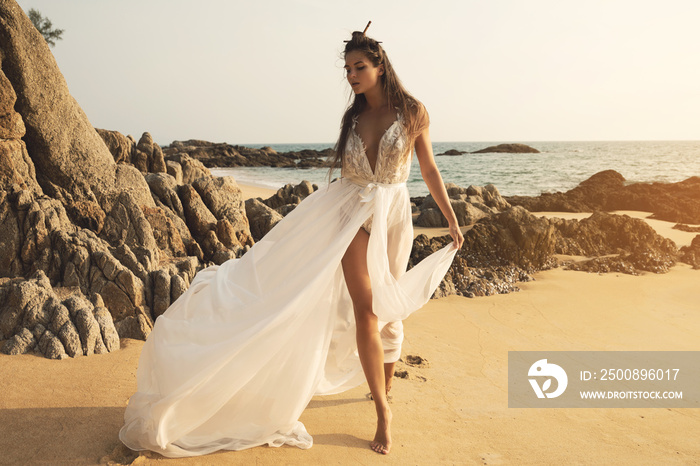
left=472, top=143, right=540, bottom=154
left=506, top=170, right=700, bottom=224
left=162, top=140, right=334, bottom=169
left=436, top=149, right=468, bottom=156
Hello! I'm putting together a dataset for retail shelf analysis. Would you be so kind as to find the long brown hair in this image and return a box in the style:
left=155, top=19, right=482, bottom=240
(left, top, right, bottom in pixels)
left=329, top=30, right=429, bottom=178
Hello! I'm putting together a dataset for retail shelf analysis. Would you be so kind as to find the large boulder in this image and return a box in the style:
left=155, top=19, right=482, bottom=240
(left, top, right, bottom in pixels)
left=0, top=65, right=41, bottom=195
left=245, top=198, right=283, bottom=241
left=96, top=128, right=134, bottom=165
left=0, top=1, right=115, bottom=205
left=192, top=175, right=253, bottom=249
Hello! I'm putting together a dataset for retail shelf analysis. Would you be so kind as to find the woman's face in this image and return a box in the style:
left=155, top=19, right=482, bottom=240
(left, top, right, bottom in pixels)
left=344, top=50, right=384, bottom=95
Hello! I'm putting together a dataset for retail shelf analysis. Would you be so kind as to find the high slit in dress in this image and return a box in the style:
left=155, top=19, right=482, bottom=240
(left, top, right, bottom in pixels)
left=118, top=111, right=458, bottom=457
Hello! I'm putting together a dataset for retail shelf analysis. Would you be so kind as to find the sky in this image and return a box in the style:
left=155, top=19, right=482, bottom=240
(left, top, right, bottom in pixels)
left=13, top=0, right=700, bottom=145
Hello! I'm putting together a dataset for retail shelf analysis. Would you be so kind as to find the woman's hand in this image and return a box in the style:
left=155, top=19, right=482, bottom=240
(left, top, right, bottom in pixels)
left=449, top=222, right=464, bottom=250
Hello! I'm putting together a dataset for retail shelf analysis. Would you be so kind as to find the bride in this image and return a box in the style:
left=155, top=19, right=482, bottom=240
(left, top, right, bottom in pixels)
left=119, top=23, right=464, bottom=457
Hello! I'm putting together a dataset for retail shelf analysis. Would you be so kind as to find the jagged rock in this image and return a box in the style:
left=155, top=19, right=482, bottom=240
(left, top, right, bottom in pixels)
left=674, top=223, right=700, bottom=233
left=275, top=204, right=297, bottom=217
left=96, top=128, right=134, bottom=165
left=102, top=191, right=160, bottom=268
left=166, top=161, right=183, bottom=184
left=215, top=218, right=238, bottom=249
left=66, top=199, right=106, bottom=234
left=151, top=270, right=171, bottom=319
left=193, top=176, right=253, bottom=248
left=472, top=143, right=540, bottom=154
left=245, top=198, right=283, bottom=241
left=199, top=230, right=235, bottom=265
left=0, top=271, right=120, bottom=358
left=415, top=183, right=510, bottom=227
left=553, top=211, right=678, bottom=273
left=151, top=143, right=167, bottom=174
left=416, top=201, right=487, bottom=227
left=0, top=63, right=25, bottom=139
left=263, top=181, right=316, bottom=209
left=145, top=173, right=184, bottom=218
left=0, top=191, right=22, bottom=277
left=109, top=243, right=148, bottom=284
left=114, top=310, right=151, bottom=340
left=679, top=234, right=700, bottom=269
left=1, top=327, right=35, bottom=355
left=178, top=184, right=217, bottom=238
left=56, top=319, right=81, bottom=357
left=170, top=274, right=188, bottom=303
left=166, top=153, right=210, bottom=184
left=142, top=205, right=187, bottom=258
left=0, top=136, right=41, bottom=194
left=152, top=197, right=196, bottom=253
left=461, top=206, right=558, bottom=272
left=174, top=256, right=198, bottom=284
left=162, top=140, right=334, bottom=169
left=38, top=328, right=67, bottom=359
left=0, top=272, right=52, bottom=338
left=94, top=306, right=120, bottom=352
left=47, top=298, right=69, bottom=333
left=409, top=234, right=532, bottom=298
left=132, top=148, right=149, bottom=173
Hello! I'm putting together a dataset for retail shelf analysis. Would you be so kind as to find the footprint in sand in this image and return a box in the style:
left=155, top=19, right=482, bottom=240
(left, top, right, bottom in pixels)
left=405, top=354, right=430, bottom=368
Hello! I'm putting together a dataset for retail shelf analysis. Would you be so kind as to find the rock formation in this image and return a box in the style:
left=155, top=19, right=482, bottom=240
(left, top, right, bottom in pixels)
left=0, top=1, right=254, bottom=358
left=506, top=170, right=700, bottom=224
left=162, top=139, right=334, bottom=169
left=436, top=149, right=468, bottom=156
left=410, top=206, right=686, bottom=298
left=679, top=235, right=700, bottom=270
left=472, top=143, right=540, bottom=154
left=414, top=183, right=511, bottom=227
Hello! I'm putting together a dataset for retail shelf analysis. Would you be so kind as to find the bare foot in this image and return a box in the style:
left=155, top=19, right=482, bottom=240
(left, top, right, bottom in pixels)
left=369, top=407, right=392, bottom=455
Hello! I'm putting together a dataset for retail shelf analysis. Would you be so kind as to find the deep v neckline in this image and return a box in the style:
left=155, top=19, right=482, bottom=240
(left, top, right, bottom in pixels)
left=352, top=113, right=400, bottom=176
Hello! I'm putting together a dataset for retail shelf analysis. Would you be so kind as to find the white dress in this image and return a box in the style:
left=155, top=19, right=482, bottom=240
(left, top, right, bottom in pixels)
left=119, top=111, right=458, bottom=457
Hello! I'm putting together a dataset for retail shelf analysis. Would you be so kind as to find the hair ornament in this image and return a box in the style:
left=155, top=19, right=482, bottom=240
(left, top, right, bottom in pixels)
left=344, top=21, right=382, bottom=43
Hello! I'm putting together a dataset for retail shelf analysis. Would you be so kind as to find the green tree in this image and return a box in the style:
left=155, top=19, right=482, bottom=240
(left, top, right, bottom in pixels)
left=27, top=8, right=64, bottom=47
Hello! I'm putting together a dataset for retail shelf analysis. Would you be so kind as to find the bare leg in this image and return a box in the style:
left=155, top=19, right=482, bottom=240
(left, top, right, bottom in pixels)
left=385, top=361, right=396, bottom=396
left=342, top=228, right=392, bottom=455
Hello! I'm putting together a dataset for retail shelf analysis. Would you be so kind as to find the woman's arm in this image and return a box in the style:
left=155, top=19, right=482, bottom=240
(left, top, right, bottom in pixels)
left=414, top=123, right=464, bottom=250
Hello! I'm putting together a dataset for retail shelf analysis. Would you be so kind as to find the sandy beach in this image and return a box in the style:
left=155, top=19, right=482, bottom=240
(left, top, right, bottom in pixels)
left=0, top=182, right=697, bottom=465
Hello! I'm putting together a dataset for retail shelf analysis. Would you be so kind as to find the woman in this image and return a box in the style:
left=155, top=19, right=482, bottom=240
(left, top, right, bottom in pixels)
left=119, top=24, right=463, bottom=458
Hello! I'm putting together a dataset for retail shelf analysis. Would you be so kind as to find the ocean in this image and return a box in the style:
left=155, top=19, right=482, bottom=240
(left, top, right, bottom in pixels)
left=209, top=140, right=700, bottom=198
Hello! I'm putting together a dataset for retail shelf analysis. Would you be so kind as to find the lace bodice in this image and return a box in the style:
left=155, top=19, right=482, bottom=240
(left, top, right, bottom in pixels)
left=341, top=112, right=411, bottom=184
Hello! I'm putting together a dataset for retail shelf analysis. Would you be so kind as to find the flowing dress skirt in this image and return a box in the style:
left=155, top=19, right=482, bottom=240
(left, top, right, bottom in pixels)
left=119, top=177, right=457, bottom=457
